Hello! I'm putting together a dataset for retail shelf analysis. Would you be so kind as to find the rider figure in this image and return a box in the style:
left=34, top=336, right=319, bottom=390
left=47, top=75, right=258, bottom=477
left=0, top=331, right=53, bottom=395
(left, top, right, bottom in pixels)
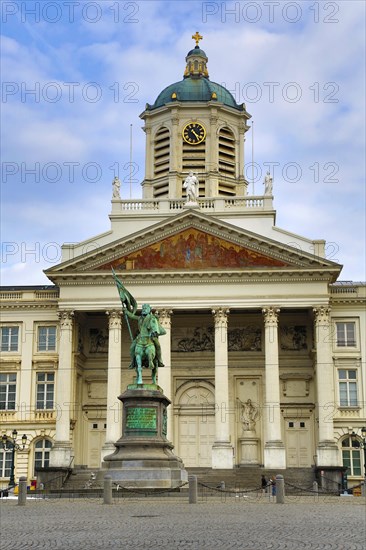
left=127, top=304, right=165, bottom=369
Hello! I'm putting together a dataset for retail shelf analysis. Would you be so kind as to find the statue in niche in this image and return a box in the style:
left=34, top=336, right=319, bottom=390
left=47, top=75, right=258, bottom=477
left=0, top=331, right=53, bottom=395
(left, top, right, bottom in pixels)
left=263, top=171, right=273, bottom=195
left=112, top=176, right=121, bottom=199
left=238, top=398, right=259, bottom=433
left=183, top=172, right=199, bottom=202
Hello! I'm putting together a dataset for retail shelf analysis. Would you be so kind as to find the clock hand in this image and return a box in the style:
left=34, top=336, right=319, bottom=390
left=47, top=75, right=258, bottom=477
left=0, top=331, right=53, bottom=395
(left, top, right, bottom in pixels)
left=192, top=130, right=200, bottom=139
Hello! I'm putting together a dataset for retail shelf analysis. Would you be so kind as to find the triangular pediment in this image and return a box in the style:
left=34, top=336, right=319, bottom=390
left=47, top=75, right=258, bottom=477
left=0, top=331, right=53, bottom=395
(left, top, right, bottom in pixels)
left=45, top=210, right=341, bottom=280
left=97, top=227, right=288, bottom=271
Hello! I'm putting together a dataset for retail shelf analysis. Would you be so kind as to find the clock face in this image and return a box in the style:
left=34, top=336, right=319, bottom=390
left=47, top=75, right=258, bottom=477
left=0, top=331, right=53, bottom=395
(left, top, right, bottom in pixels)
left=182, top=122, right=206, bottom=145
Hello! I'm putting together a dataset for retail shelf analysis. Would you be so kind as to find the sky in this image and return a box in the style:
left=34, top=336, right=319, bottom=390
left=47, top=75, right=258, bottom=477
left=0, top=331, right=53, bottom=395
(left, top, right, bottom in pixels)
left=1, top=0, right=365, bottom=285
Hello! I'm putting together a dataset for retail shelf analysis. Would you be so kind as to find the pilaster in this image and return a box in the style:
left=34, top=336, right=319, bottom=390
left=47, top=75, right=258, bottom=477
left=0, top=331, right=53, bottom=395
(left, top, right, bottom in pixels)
left=50, top=310, right=74, bottom=468
left=313, top=306, right=339, bottom=466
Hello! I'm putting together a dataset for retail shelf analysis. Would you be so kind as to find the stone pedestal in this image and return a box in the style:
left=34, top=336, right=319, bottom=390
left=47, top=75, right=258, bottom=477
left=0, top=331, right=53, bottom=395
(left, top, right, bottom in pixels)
left=101, top=385, right=187, bottom=489
left=239, top=432, right=259, bottom=465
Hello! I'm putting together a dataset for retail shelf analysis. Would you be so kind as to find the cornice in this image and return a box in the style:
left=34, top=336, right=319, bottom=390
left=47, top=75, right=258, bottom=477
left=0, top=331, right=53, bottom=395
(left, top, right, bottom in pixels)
left=52, top=268, right=337, bottom=286
left=330, top=297, right=366, bottom=305
left=0, top=303, right=58, bottom=311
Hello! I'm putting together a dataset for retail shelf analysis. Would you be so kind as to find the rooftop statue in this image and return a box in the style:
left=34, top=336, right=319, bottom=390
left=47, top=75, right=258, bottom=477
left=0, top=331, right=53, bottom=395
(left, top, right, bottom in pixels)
left=263, top=171, right=273, bottom=195
left=112, top=176, right=121, bottom=199
left=112, top=269, right=166, bottom=385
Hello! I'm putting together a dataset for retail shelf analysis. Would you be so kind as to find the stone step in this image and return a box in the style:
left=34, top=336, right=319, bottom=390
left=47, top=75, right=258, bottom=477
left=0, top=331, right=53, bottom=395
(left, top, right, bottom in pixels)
left=63, top=468, right=100, bottom=490
left=61, top=466, right=315, bottom=492
left=186, top=467, right=315, bottom=493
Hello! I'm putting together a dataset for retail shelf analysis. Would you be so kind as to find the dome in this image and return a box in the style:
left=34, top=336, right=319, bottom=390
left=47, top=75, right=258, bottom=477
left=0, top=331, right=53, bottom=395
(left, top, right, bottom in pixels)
left=149, top=78, right=243, bottom=111
left=186, top=46, right=207, bottom=58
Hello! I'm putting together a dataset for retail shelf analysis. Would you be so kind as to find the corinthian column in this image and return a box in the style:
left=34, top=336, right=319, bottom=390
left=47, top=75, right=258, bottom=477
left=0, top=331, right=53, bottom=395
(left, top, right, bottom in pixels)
left=50, top=310, right=74, bottom=468
left=313, top=306, right=338, bottom=466
left=101, top=310, right=122, bottom=461
left=262, top=307, right=286, bottom=469
left=211, top=308, right=233, bottom=469
left=156, top=309, right=173, bottom=439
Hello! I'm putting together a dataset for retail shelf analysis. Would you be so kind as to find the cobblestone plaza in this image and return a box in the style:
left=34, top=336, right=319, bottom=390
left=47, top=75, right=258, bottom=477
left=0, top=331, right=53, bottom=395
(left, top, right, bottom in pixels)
left=1, top=496, right=365, bottom=550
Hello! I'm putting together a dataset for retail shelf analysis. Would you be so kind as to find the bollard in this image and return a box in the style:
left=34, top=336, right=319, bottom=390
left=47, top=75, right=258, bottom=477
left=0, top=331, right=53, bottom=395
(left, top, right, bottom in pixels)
left=275, top=475, right=285, bottom=504
left=188, top=475, right=197, bottom=504
left=18, top=477, right=27, bottom=506
left=313, top=481, right=318, bottom=494
left=220, top=481, right=225, bottom=490
left=103, top=475, right=113, bottom=505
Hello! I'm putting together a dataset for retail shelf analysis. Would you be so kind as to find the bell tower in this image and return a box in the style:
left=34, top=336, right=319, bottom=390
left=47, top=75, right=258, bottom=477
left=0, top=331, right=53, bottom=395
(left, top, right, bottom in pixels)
left=140, top=33, right=251, bottom=200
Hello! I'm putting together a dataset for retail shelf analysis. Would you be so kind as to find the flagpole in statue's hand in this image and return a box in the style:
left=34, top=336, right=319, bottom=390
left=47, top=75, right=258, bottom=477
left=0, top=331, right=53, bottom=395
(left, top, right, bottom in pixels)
left=111, top=268, right=136, bottom=342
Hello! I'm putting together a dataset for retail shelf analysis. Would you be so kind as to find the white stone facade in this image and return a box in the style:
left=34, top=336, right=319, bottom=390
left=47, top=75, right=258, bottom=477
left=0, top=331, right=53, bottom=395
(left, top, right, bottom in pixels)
left=1, top=43, right=365, bottom=489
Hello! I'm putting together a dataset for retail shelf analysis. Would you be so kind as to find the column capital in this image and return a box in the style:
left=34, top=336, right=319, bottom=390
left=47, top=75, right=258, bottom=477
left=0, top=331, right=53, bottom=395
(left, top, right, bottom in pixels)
left=262, top=307, right=280, bottom=326
left=212, top=307, right=230, bottom=328
left=156, top=309, right=173, bottom=329
left=106, top=309, right=122, bottom=329
left=313, top=305, right=331, bottom=326
left=57, top=310, right=74, bottom=329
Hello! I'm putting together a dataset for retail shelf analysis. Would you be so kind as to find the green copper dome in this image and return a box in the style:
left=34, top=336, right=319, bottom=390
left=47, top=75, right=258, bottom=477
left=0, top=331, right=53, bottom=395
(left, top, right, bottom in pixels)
left=148, top=78, right=243, bottom=111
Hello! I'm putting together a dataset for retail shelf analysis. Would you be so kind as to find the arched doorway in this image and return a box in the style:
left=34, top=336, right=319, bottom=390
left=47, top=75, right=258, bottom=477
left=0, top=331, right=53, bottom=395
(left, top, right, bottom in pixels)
left=175, top=381, right=215, bottom=467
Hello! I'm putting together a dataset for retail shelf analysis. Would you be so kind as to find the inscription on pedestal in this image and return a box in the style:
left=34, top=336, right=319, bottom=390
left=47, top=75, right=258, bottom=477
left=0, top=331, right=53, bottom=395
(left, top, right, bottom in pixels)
left=126, top=407, right=157, bottom=433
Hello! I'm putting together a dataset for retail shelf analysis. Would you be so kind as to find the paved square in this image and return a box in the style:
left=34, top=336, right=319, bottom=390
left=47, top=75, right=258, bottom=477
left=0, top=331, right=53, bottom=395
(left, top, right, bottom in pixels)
left=1, top=495, right=365, bottom=549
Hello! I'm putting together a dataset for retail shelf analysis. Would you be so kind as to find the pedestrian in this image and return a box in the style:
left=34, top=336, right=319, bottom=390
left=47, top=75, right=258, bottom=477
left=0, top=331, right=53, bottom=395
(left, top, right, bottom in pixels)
left=261, top=475, right=267, bottom=494
left=270, top=476, right=276, bottom=497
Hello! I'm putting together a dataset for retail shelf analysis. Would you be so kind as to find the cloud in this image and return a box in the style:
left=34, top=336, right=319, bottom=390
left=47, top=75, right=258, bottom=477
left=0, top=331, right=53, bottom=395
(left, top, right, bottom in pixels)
left=1, top=1, right=365, bottom=285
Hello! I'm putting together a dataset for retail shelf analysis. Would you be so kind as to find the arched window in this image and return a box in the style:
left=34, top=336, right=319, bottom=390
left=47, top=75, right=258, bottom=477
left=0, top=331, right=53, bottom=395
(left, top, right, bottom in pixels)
left=0, top=448, right=12, bottom=478
left=34, top=439, right=52, bottom=474
left=341, top=436, right=362, bottom=476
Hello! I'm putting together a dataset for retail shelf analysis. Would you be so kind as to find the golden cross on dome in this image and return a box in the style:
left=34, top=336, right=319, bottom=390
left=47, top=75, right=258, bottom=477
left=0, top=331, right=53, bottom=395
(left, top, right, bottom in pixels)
left=192, top=31, right=203, bottom=46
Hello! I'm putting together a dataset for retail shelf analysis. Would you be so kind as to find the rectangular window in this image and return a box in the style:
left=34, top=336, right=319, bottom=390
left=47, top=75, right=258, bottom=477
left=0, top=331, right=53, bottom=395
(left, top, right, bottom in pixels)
left=1, top=326, right=19, bottom=352
left=37, top=326, right=56, bottom=352
left=0, top=373, right=16, bottom=410
left=336, top=322, right=356, bottom=347
left=338, top=369, right=358, bottom=407
left=36, top=372, right=55, bottom=410
left=0, top=450, right=12, bottom=477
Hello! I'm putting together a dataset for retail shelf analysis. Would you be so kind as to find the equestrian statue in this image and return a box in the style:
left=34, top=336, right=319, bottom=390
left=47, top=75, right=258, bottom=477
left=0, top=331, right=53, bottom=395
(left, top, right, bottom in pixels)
left=112, top=269, right=166, bottom=385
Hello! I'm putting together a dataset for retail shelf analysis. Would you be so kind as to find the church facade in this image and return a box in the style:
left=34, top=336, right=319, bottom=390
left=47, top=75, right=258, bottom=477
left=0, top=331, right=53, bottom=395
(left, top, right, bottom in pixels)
left=1, top=36, right=365, bottom=489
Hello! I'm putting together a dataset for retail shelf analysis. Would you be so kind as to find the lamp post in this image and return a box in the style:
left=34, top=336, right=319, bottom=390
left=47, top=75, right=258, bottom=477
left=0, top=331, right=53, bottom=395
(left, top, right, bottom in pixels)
left=1, top=430, right=27, bottom=487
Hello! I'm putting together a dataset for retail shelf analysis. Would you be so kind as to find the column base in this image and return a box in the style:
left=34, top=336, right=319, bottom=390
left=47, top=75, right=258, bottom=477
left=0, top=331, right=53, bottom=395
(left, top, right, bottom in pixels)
left=49, top=442, right=72, bottom=468
left=316, top=441, right=340, bottom=467
left=212, top=441, right=233, bottom=469
left=264, top=440, right=286, bottom=469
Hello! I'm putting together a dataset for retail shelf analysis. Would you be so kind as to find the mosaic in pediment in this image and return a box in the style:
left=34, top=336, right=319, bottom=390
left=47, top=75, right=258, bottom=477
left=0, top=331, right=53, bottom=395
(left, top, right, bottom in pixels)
left=98, top=229, right=287, bottom=271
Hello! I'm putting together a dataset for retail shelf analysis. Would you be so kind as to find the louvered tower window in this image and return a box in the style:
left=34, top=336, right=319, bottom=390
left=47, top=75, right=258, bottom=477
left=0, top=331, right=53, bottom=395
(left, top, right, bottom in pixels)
left=182, top=141, right=206, bottom=196
left=153, top=127, right=170, bottom=197
left=218, top=127, right=236, bottom=195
